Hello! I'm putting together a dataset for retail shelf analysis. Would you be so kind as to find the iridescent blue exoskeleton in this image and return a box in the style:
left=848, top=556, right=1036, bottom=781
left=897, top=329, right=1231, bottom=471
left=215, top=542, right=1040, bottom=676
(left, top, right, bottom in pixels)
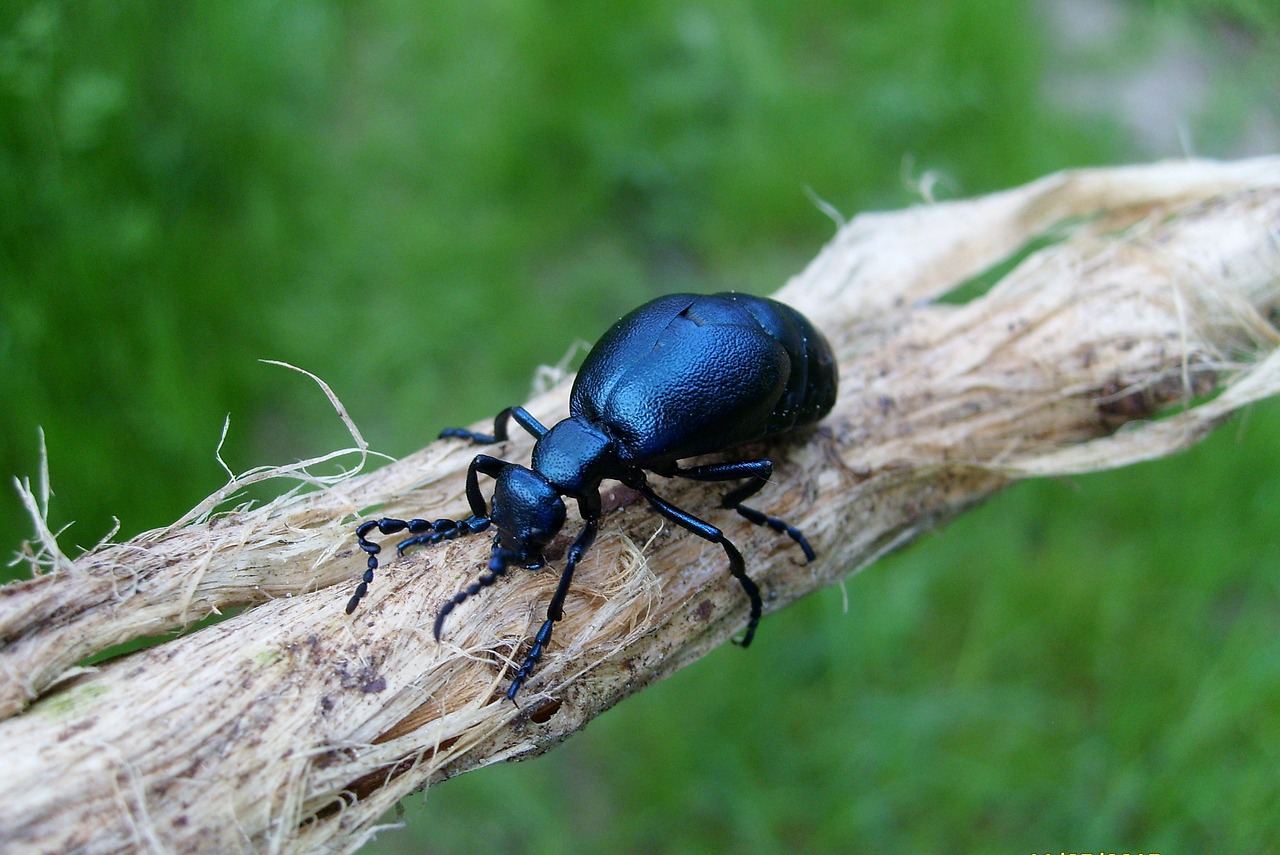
left=347, top=292, right=838, bottom=701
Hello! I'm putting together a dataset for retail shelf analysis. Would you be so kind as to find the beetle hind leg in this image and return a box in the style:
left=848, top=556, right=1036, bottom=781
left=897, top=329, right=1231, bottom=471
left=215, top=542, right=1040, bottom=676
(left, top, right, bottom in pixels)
left=666, top=458, right=816, bottom=562
left=730, top=502, right=816, bottom=561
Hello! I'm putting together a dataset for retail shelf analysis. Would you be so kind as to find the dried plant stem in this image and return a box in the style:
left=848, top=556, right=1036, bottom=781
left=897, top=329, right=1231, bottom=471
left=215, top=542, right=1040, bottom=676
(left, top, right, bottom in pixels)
left=2, top=158, right=1279, bottom=855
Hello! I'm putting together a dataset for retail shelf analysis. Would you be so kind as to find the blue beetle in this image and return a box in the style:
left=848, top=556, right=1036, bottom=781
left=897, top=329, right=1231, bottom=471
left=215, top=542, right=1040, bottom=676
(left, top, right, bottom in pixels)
left=348, top=292, right=838, bottom=700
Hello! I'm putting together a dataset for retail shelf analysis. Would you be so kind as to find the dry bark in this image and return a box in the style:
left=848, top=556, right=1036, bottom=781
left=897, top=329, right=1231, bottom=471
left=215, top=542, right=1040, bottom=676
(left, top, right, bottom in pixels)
left=2, top=157, right=1279, bottom=854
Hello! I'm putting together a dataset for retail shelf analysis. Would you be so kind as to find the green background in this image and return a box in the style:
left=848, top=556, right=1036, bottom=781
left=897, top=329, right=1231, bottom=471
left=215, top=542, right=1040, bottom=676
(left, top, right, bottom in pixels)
left=2, top=1, right=1278, bottom=852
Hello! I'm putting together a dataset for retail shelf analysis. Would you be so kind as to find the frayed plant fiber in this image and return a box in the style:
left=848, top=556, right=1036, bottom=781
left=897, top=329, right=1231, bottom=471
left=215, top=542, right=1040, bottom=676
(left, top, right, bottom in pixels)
left=1, top=157, right=1278, bottom=854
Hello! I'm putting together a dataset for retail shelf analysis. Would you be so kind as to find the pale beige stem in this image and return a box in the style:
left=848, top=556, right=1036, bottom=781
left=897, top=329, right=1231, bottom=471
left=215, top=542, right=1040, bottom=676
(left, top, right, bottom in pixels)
left=2, top=158, right=1278, bottom=855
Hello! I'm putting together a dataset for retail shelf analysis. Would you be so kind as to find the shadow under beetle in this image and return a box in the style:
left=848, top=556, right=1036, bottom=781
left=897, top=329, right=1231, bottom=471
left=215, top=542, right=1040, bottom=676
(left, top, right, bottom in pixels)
left=347, top=292, right=838, bottom=701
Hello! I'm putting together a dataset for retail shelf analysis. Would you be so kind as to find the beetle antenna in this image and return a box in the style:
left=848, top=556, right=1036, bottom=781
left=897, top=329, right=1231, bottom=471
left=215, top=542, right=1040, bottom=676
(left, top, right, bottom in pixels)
left=433, top=542, right=519, bottom=641
left=347, top=515, right=491, bottom=614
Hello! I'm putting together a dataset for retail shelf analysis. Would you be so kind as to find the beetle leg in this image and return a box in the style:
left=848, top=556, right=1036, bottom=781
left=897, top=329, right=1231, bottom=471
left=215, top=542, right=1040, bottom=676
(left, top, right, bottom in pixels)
left=636, top=484, right=762, bottom=647
left=439, top=405, right=549, bottom=444
left=465, top=454, right=506, bottom=518
left=506, top=512, right=599, bottom=702
left=665, top=459, right=815, bottom=561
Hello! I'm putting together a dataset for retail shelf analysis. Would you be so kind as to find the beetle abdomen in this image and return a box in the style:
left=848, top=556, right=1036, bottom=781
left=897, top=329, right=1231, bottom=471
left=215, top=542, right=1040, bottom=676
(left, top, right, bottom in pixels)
left=598, top=320, right=790, bottom=461
left=734, top=293, right=837, bottom=435
left=570, top=292, right=837, bottom=465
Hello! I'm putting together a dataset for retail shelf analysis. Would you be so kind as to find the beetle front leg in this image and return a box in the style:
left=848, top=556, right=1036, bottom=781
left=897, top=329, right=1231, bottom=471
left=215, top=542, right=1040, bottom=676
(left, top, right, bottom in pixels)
left=439, top=405, right=549, bottom=445
left=506, top=513, right=599, bottom=703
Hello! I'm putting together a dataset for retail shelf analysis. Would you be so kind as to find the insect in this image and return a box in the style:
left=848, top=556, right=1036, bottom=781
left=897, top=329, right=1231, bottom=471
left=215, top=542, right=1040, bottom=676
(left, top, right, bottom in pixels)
left=347, top=292, right=838, bottom=701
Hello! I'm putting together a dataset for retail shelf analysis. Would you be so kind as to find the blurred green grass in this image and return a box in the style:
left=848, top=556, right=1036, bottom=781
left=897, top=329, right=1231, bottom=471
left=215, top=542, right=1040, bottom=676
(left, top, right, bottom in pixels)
left=2, top=1, right=1278, bottom=853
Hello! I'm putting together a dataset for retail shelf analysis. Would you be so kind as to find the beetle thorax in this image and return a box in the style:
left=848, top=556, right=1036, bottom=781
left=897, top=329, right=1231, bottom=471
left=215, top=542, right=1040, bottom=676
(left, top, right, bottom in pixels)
left=531, top=417, right=618, bottom=497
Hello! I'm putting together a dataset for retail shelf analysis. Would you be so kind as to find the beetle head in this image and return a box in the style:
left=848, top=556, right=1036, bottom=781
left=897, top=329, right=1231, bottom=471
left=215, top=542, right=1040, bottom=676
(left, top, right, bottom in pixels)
left=489, top=463, right=567, bottom=566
